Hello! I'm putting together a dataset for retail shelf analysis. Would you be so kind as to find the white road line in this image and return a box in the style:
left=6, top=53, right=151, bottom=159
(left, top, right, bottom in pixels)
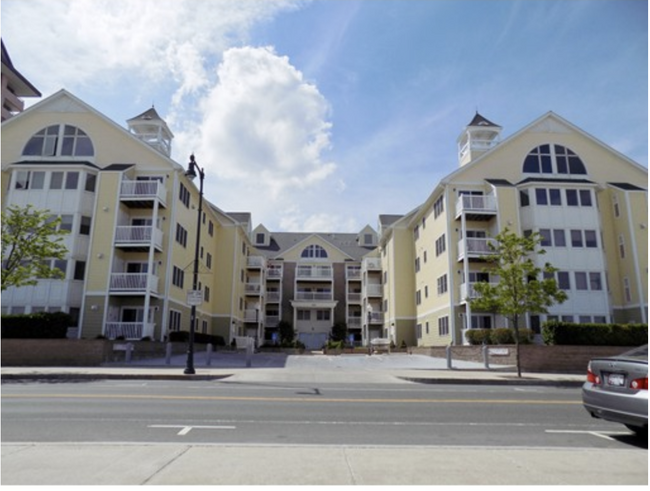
left=148, top=424, right=236, bottom=436
left=545, top=429, right=632, bottom=441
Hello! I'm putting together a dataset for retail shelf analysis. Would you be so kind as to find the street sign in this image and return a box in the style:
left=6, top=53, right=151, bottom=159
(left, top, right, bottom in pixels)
left=186, top=290, right=203, bottom=306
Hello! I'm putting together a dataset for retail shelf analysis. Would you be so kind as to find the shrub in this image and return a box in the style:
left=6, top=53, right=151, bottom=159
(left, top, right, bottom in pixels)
left=465, top=329, right=492, bottom=345
left=168, top=331, right=225, bottom=346
left=542, top=321, right=648, bottom=346
left=1, top=312, right=71, bottom=339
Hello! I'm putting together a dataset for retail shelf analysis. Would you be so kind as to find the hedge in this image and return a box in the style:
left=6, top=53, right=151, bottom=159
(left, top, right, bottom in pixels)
left=465, top=328, right=534, bottom=345
left=1, top=312, right=72, bottom=339
left=542, top=322, right=648, bottom=346
left=168, top=330, right=226, bottom=346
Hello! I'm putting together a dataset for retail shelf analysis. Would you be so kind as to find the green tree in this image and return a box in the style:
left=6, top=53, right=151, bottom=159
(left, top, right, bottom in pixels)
left=1, top=204, right=69, bottom=291
left=470, top=228, right=568, bottom=377
left=277, top=320, right=294, bottom=345
left=330, top=322, right=348, bottom=343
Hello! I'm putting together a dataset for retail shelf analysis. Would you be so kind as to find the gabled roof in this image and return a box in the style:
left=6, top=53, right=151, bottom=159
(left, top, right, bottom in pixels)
left=608, top=182, right=647, bottom=191
left=1, top=40, right=41, bottom=97
left=254, top=231, right=376, bottom=260
left=467, top=112, right=500, bottom=128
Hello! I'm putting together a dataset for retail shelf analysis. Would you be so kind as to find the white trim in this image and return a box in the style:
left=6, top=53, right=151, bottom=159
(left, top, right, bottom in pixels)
left=624, top=191, right=647, bottom=323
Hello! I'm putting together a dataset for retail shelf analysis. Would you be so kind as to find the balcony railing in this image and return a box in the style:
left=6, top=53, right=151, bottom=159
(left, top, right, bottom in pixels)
left=244, top=309, right=262, bottom=322
left=245, top=283, right=263, bottom=295
left=119, top=180, right=166, bottom=207
left=365, top=284, right=383, bottom=297
left=247, top=256, right=266, bottom=269
left=266, top=291, right=281, bottom=303
left=456, top=195, right=497, bottom=216
left=367, top=312, right=384, bottom=324
left=104, top=322, right=154, bottom=340
left=296, top=265, right=333, bottom=280
left=265, top=315, right=280, bottom=328
left=109, top=273, right=159, bottom=293
left=457, top=238, right=497, bottom=260
left=363, top=258, right=381, bottom=271
left=346, top=267, right=361, bottom=279
left=267, top=268, right=283, bottom=279
left=460, top=281, right=498, bottom=301
left=459, top=139, right=499, bottom=160
left=347, top=317, right=362, bottom=328
left=114, top=226, right=163, bottom=250
left=294, top=291, right=333, bottom=301
left=347, top=292, right=362, bottom=303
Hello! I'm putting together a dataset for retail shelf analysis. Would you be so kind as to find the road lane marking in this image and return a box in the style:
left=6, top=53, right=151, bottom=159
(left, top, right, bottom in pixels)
left=148, top=425, right=236, bottom=436
left=545, top=429, right=633, bottom=441
left=2, top=393, right=581, bottom=405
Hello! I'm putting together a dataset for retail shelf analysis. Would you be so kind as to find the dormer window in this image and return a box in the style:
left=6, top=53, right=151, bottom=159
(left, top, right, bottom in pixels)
left=256, top=233, right=265, bottom=244
left=523, top=144, right=586, bottom=176
left=23, top=125, right=94, bottom=157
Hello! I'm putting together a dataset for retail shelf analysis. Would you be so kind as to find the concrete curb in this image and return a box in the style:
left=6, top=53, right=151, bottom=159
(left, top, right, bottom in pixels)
left=398, top=376, right=583, bottom=388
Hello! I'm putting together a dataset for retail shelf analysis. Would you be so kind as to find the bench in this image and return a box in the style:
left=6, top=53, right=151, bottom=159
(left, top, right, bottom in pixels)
left=370, top=338, right=391, bottom=354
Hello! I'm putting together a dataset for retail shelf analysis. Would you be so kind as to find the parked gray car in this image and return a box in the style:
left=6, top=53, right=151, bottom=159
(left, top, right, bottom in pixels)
left=582, top=345, right=648, bottom=436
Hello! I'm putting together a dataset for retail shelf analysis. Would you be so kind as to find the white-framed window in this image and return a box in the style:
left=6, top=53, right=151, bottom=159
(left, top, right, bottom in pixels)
left=301, top=244, right=328, bottom=258
left=438, top=316, right=449, bottom=336
left=22, top=124, right=94, bottom=157
left=169, top=310, right=182, bottom=332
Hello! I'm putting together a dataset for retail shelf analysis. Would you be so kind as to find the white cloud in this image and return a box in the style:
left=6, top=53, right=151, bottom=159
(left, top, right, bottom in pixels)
left=188, top=46, right=338, bottom=222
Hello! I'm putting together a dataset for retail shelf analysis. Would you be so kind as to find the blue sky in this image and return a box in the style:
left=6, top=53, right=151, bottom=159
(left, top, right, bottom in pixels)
left=2, top=0, right=647, bottom=232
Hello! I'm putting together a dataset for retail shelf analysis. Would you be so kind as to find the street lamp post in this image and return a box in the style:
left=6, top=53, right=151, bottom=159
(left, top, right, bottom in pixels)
left=184, top=154, right=205, bottom=375
left=366, top=304, right=373, bottom=353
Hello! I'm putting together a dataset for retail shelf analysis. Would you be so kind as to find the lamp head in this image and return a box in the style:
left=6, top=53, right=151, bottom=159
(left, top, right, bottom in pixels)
left=185, top=154, right=197, bottom=180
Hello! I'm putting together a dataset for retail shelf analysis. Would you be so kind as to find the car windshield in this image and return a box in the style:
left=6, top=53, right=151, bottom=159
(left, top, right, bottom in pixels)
left=620, top=345, right=648, bottom=360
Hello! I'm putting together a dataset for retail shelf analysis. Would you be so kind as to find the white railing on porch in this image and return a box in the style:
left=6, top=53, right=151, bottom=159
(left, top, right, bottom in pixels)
left=296, top=265, right=333, bottom=279
left=456, top=194, right=497, bottom=216
left=105, top=322, right=154, bottom=340
left=120, top=180, right=166, bottom=202
left=109, top=273, right=159, bottom=293
left=295, top=291, right=333, bottom=301
left=114, top=226, right=163, bottom=248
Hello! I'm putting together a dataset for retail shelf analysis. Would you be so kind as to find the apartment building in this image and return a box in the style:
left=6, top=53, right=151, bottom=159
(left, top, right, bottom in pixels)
left=1, top=40, right=41, bottom=122
left=1, top=90, right=252, bottom=342
left=1, top=87, right=646, bottom=348
left=379, top=112, right=648, bottom=347
left=245, top=225, right=379, bottom=349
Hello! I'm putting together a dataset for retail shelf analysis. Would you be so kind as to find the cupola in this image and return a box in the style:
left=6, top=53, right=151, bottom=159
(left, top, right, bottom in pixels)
left=127, top=106, right=173, bottom=157
left=456, top=112, right=501, bottom=167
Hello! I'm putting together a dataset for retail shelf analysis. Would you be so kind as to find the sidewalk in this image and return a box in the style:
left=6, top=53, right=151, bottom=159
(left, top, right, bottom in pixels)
left=1, top=352, right=585, bottom=386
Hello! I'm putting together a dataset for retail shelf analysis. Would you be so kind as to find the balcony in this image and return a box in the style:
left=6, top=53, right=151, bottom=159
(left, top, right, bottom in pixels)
left=296, top=265, right=332, bottom=280
left=114, top=226, right=163, bottom=252
left=247, top=256, right=266, bottom=269
left=245, top=283, right=263, bottom=296
left=266, top=291, right=281, bottom=303
left=362, top=258, right=381, bottom=271
left=347, top=292, right=362, bottom=304
left=365, top=284, right=383, bottom=297
left=104, top=322, right=154, bottom=340
left=109, top=273, right=159, bottom=295
left=267, top=267, right=283, bottom=279
left=294, top=291, right=333, bottom=302
left=347, top=317, right=362, bottom=328
left=346, top=267, right=361, bottom=280
left=119, top=180, right=166, bottom=208
left=460, top=282, right=498, bottom=302
left=455, top=194, right=497, bottom=221
left=457, top=238, right=497, bottom=262
left=244, top=309, right=263, bottom=322
left=265, top=315, right=280, bottom=328
left=368, top=312, right=384, bottom=324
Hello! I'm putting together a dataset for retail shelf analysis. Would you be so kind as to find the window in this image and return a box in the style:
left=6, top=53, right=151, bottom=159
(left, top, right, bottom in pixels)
left=433, top=195, right=444, bottom=218
left=14, top=171, right=29, bottom=189
left=570, top=230, right=583, bottom=247
left=539, top=229, right=552, bottom=247
left=612, top=195, right=620, bottom=218
left=85, top=173, right=97, bottom=192
left=65, top=172, right=79, bottom=190
left=471, top=315, right=492, bottom=329
left=62, top=125, right=94, bottom=156
left=176, top=224, right=188, bottom=247
left=549, top=189, right=562, bottom=206
left=435, top=234, right=446, bottom=256
left=23, top=124, right=94, bottom=157
left=23, top=125, right=59, bottom=156
left=519, top=190, right=530, bottom=207
left=59, top=215, right=74, bottom=232
left=566, top=189, right=579, bottom=206
left=523, top=144, right=586, bottom=175
left=301, top=245, right=327, bottom=259
left=575, top=272, right=588, bottom=290
left=316, top=310, right=331, bottom=321
left=172, top=266, right=185, bottom=288
left=79, top=216, right=91, bottom=235
left=589, top=272, right=603, bottom=291
left=437, top=274, right=448, bottom=295
left=208, top=220, right=214, bottom=237
left=297, top=310, right=310, bottom=321
left=50, top=172, right=64, bottom=189
left=14, top=170, right=46, bottom=190
left=618, top=235, right=626, bottom=259
left=414, top=225, right=419, bottom=240
left=535, top=188, right=548, bottom=205
left=623, top=278, right=631, bottom=302
left=179, top=183, right=190, bottom=207
left=204, top=286, right=210, bottom=302
left=557, top=271, right=570, bottom=290
left=169, top=310, right=182, bottom=332
left=256, top=233, right=265, bottom=244
left=553, top=229, right=566, bottom=247
left=53, top=259, right=68, bottom=278
left=584, top=230, right=597, bottom=248
left=414, top=257, right=421, bottom=273
left=438, top=316, right=449, bottom=336
left=206, top=253, right=212, bottom=269
left=579, top=190, right=592, bottom=207
left=74, top=261, right=86, bottom=280
left=416, top=290, right=422, bottom=305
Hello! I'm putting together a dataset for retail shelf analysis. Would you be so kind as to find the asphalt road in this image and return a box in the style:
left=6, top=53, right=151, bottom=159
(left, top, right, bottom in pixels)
left=2, top=378, right=647, bottom=485
left=2, top=378, right=645, bottom=449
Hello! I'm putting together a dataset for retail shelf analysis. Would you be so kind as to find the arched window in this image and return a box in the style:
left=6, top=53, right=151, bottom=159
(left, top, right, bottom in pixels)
left=522, top=144, right=586, bottom=176
left=301, top=245, right=328, bottom=259
left=23, top=125, right=94, bottom=157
